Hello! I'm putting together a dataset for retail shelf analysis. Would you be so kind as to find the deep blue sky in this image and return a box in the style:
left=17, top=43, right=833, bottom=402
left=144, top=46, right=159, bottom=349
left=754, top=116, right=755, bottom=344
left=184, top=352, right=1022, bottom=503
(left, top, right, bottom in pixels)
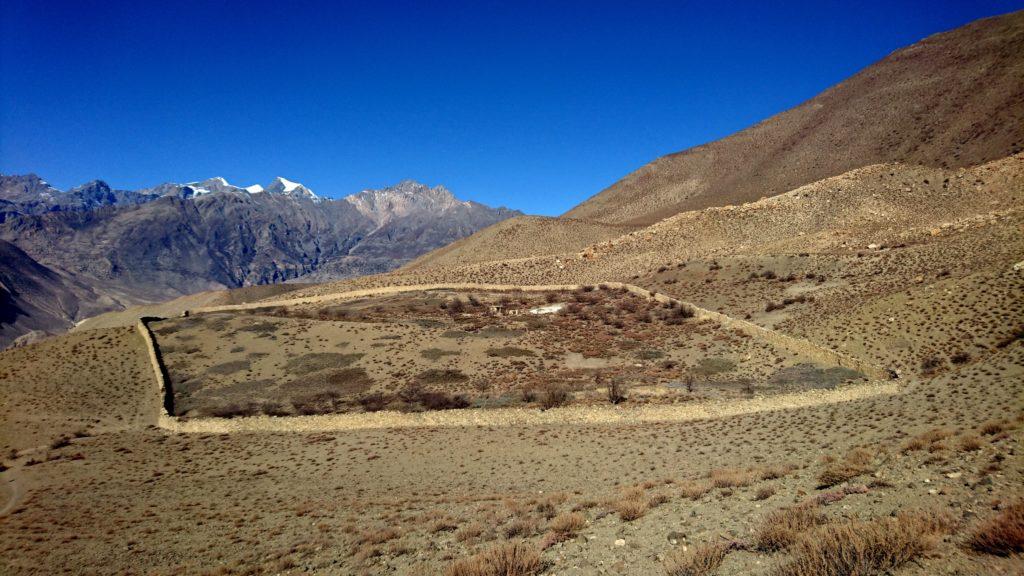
left=2, top=1, right=1022, bottom=214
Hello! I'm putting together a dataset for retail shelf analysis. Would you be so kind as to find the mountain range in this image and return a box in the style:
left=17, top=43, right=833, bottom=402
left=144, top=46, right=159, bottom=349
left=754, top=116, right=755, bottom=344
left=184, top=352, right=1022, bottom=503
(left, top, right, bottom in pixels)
left=0, top=175, right=518, bottom=347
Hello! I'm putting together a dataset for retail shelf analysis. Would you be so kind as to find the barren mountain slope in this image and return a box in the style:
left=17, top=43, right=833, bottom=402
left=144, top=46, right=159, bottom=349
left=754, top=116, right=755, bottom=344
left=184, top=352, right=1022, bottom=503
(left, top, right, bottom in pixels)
left=564, top=10, right=1024, bottom=225
left=0, top=241, right=118, bottom=348
left=283, top=154, right=1023, bottom=298
left=402, top=215, right=633, bottom=272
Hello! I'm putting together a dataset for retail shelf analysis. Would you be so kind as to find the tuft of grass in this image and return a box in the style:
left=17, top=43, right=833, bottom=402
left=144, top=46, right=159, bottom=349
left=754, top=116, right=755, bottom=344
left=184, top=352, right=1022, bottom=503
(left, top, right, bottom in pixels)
left=679, top=480, right=713, bottom=500
left=773, top=512, right=951, bottom=576
left=817, top=447, right=874, bottom=488
left=445, top=542, right=543, bottom=576
left=966, top=501, right=1024, bottom=556
left=613, top=487, right=649, bottom=521
left=663, top=541, right=732, bottom=576
left=755, top=505, right=827, bottom=552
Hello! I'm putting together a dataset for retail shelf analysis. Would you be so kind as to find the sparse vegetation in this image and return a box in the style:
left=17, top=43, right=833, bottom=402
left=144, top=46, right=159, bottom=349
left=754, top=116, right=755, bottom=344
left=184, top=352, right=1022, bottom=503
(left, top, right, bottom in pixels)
left=774, top=512, right=951, bottom=576
left=966, top=501, right=1024, bottom=556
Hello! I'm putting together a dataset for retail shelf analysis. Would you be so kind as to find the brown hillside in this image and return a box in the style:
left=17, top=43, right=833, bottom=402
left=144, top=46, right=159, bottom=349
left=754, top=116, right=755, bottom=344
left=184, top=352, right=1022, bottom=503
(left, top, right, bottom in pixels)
left=402, top=215, right=633, bottom=272
left=564, top=10, right=1024, bottom=225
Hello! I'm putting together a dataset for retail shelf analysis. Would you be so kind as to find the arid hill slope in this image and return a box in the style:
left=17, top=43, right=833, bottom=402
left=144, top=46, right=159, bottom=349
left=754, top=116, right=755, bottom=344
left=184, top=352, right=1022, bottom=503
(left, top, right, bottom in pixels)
left=564, top=10, right=1024, bottom=225
left=402, top=215, right=633, bottom=272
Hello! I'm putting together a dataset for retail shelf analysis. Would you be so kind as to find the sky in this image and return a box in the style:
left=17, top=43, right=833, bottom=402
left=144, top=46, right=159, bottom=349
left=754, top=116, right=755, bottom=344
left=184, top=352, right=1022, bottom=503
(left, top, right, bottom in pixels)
left=2, top=1, right=1022, bottom=215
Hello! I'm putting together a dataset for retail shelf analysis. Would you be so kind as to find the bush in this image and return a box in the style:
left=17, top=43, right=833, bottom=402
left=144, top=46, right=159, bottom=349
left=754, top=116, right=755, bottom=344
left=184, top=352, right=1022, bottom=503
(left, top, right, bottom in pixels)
left=613, top=487, right=649, bottom=521
left=966, top=501, right=1024, bottom=555
left=755, top=505, right=827, bottom=552
left=539, top=385, right=570, bottom=409
left=663, top=541, right=732, bottom=576
left=607, top=377, right=628, bottom=404
left=548, top=511, right=585, bottom=535
left=817, top=448, right=874, bottom=488
left=357, top=393, right=391, bottom=412
left=773, top=512, right=951, bottom=576
left=445, top=542, right=543, bottom=576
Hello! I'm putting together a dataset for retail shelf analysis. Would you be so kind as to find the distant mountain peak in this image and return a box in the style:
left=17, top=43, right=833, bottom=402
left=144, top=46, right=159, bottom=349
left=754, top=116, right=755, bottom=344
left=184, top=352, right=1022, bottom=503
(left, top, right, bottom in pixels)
left=265, top=177, right=319, bottom=200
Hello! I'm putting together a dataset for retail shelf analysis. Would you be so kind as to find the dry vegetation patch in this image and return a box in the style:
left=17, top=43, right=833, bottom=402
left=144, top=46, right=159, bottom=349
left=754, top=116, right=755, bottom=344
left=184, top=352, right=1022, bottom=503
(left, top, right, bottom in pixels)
left=966, top=501, right=1024, bottom=556
left=774, top=512, right=952, bottom=576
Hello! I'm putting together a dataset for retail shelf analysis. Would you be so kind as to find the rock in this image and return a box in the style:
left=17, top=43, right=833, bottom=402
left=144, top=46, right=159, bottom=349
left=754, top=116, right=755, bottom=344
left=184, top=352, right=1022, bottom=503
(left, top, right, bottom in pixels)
left=667, top=531, right=686, bottom=544
left=614, top=539, right=625, bottom=547
left=946, top=472, right=962, bottom=479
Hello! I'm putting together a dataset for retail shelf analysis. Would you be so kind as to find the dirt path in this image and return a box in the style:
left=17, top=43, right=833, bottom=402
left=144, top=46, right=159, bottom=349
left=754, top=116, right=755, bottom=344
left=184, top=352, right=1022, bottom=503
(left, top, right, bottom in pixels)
left=159, top=380, right=900, bottom=433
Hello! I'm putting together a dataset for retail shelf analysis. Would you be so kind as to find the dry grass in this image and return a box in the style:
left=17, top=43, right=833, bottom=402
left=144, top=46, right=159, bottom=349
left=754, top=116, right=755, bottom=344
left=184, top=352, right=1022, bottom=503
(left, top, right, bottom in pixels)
left=773, top=512, right=952, bottom=576
left=445, top=542, right=543, bottom=576
left=966, top=501, right=1024, bottom=556
left=663, top=541, right=732, bottom=576
left=541, top=511, right=586, bottom=548
left=548, top=511, right=586, bottom=535
left=613, top=486, right=650, bottom=521
left=708, top=467, right=756, bottom=488
left=817, top=447, right=874, bottom=488
left=754, top=505, right=827, bottom=552
left=679, top=479, right=713, bottom=500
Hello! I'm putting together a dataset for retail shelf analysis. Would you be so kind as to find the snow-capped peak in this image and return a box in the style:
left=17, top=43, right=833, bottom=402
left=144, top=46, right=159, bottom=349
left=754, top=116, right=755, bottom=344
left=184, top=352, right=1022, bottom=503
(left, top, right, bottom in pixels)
left=265, top=177, right=319, bottom=200
left=244, top=184, right=264, bottom=193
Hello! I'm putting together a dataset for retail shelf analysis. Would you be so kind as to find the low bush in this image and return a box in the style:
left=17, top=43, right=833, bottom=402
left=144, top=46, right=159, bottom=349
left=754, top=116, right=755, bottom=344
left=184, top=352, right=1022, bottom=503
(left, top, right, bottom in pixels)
left=663, top=541, right=732, bottom=576
left=755, top=505, right=827, bottom=552
left=445, top=542, right=543, bottom=576
left=773, top=512, right=951, bottom=576
left=539, top=385, right=570, bottom=409
left=966, top=501, right=1024, bottom=555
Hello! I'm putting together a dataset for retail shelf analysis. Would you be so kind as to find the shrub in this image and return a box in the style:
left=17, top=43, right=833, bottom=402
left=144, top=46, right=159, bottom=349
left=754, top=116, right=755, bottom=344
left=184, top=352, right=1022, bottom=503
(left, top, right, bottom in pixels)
left=709, top=468, right=756, bottom=488
left=966, top=501, right=1024, bottom=555
left=773, top=512, right=951, bottom=576
left=754, top=486, right=776, bottom=501
left=919, top=355, right=944, bottom=375
left=607, top=377, right=628, bottom=404
left=539, top=385, right=570, bottom=409
left=614, top=487, right=649, bottom=521
left=445, top=542, right=543, bottom=576
left=548, top=511, right=585, bottom=535
left=755, top=505, right=827, bottom=552
left=817, top=448, right=874, bottom=488
left=357, top=393, right=391, bottom=412
left=679, top=480, right=713, bottom=500
left=663, top=541, right=732, bottom=576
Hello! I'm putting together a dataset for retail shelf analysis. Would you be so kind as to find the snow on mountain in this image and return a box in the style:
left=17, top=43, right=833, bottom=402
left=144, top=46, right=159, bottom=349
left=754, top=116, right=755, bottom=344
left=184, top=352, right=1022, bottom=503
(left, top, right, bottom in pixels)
left=265, top=177, right=319, bottom=200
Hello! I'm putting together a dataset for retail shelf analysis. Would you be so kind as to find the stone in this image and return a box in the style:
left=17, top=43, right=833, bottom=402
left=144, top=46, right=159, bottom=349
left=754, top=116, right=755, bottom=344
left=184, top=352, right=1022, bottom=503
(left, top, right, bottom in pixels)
left=614, top=539, right=626, bottom=547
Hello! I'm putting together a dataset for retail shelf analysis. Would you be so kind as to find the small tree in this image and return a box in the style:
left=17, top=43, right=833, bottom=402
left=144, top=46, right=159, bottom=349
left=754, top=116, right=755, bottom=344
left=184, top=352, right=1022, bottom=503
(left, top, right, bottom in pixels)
left=607, top=376, right=627, bottom=404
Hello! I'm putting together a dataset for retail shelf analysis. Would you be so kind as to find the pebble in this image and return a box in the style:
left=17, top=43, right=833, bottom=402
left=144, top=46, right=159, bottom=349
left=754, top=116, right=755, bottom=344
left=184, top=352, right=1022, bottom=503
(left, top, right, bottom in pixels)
left=614, top=539, right=625, bottom=547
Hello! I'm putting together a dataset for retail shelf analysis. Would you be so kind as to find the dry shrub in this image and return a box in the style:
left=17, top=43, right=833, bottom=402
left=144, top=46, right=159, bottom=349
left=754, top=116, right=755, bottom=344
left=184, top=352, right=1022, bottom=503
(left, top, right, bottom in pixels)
left=958, top=434, right=983, bottom=452
left=539, top=385, right=571, bottom=409
left=356, top=527, right=401, bottom=546
left=709, top=468, right=756, bottom=488
left=755, top=505, right=827, bottom=552
left=817, top=448, right=874, bottom=488
left=966, top=501, right=1024, bottom=556
left=773, top=512, right=951, bottom=576
left=979, top=420, right=1006, bottom=436
left=445, top=542, right=543, bottom=576
left=504, top=517, right=541, bottom=538
left=456, top=522, right=485, bottom=543
left=614, top=487, right=649, bottom=521
left=663, top=541, right=731, bottom=576
left=679, top=480, right=713, bottom=500
left=903, top=427, right=954, bottom=452
left=754, top=486, right=776, bottom=501
left=541, top=511, right=586, bottom=548
left=548, top=511, right=585, bottom=535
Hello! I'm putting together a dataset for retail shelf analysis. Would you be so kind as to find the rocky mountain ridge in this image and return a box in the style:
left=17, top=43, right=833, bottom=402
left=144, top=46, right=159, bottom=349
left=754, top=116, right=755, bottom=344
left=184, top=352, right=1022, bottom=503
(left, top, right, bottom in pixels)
left=0, top=174, right=518, bottom=347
